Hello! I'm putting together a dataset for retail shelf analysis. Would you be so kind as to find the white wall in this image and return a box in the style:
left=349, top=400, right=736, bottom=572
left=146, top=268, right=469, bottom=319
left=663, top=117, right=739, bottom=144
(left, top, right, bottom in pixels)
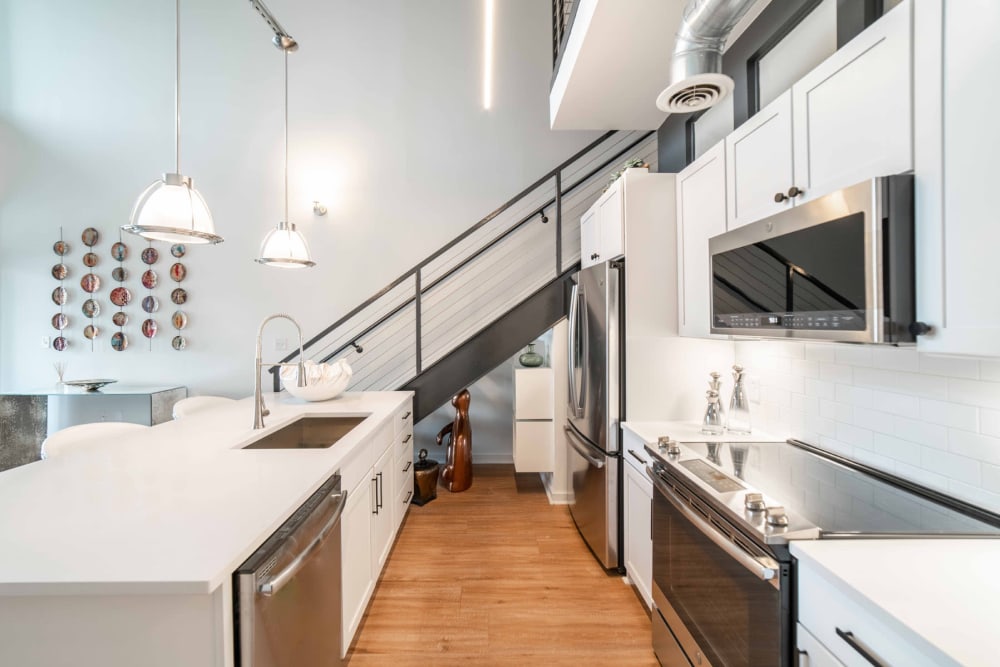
left=735, top=340, right=1000, bottom=513
left=0, top=0, right=598, bottom=396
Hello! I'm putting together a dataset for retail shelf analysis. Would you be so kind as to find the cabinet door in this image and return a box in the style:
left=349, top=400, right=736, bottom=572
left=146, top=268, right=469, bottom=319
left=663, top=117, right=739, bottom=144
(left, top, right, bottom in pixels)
left=796, top=623, right=845, bottom=667
left=792, top=0, right=912, bottom=205
left=514, top=368, right=554, bottom=420
left=395, top=449, right=414, bottom=528
left=914, top=0, right=1000, bottom=356
left=623, top=455, right=653, bottom=609
left=580, top=206, right=600, bottom=269
left=513, top=420, right=554, bottom=473
left=342, top=476, right=374, bottom=656
left=677, top=141, right=727, bottom=338
left=371, top=445, right=395, bottom=573
left=725, top=89, right=794, bottom=230
left=598, top=179, right=624, bottom=261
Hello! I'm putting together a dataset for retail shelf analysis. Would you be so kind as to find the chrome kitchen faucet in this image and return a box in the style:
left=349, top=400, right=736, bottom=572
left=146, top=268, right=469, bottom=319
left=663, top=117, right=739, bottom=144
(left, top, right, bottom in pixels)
left=254, top=313, right=307, bottom=429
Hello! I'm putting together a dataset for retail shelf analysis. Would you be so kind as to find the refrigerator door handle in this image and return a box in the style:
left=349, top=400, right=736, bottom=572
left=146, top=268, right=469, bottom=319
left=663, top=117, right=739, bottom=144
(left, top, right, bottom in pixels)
left=565, top=426, right=606, bottom=468
left=567, top=283, right=584, bottom=417
left=578, top=285, right=589, bottom=415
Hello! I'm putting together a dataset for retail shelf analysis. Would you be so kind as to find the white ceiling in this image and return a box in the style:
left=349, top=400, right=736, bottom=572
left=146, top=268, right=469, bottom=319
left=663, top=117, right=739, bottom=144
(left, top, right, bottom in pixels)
left=550, top=0, right=770, bottom=131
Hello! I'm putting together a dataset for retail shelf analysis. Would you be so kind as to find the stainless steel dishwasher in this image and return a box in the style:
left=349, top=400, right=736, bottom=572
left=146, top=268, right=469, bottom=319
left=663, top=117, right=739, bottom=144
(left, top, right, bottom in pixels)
left=234, top=471, right=347, bottom=667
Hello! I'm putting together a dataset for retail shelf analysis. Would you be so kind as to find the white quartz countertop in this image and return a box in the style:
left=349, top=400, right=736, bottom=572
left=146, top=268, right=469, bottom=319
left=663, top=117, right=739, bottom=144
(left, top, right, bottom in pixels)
left=622, top=420, right=780, bottom=445
left=791, top=539, right=1000, bottom=666
left=0, top=391, right=411, bottom=596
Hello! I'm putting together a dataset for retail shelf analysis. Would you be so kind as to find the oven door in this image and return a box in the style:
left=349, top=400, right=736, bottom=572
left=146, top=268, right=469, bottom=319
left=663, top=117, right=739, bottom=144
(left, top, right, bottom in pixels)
left=649, top=467, right=791, bottom=667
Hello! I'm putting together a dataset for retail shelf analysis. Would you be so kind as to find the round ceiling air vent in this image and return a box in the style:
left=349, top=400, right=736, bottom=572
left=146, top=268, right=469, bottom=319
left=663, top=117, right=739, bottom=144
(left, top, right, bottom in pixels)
left=656, top=73, right=735, bottom=113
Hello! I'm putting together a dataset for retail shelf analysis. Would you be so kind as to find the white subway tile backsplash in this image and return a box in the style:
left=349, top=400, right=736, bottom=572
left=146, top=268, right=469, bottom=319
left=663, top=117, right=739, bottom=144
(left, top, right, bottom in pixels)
left=790, top=358, right=820, bottom=379
left=981, top=409, right=1000, bottom=438
left=920, top=447, right=981, bottom=486
left=835, top=346, right=873, bottom=367
left=790, top=393, right=819, bottom=415
left=945, top=481, right=1000, bottom=514
left=893, top=416, right=948, bottom=449
left=818, top=436, right=853, bottom=457
left=980, top=361, right=1000, bottom=382
left=871, top=390, right=920, bottom=418
left=894, top=461, right=952, bottom=493
left=835, top=384, right=873, bottom=407
left=948, top=378, right=1000, bottom=410
left=947, top=429, right=1000, bottom=467
left=983, top=464, right=1000, bottom=495
left=836, top=422, right=874, bottom=448
left=872, top=433, right=922, bottom=465
left=919, top=398, right=979, bottom=432
left=820, top=399, right=853, bottom=423
left=853, top=447, right=899, bottom=471
left=805, top=343, right=837, bottom=363
left=853, top=367, right=949, bottom=399
left=854, top=407, right=893, bottom=434
left=870, top=347, right=920, bottom=372
left=804, top=378, right=836, bottom=400
left=918, top=354, right=980, bottom=379
left=820, top=363, right=853, bottom=384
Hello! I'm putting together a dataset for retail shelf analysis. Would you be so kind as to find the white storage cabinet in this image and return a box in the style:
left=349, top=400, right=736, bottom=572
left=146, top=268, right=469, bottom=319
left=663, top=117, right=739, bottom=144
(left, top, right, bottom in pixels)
left=622, top=429, right=653, bottom=609
left=513, top=367, right=554, bottom=473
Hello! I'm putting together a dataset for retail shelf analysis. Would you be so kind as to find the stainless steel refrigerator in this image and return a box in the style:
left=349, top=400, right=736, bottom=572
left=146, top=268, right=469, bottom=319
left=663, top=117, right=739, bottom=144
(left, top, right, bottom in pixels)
left=565, top=261, right=621, bottom=570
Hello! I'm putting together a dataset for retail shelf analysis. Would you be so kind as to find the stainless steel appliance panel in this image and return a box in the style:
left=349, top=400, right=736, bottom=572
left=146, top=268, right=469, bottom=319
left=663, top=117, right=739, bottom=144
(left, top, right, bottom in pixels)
left=565, top=424, right=619, bottom=568
left=235, top=473, right=346, bottom=667
left=567, top=262, right=620, bottom=455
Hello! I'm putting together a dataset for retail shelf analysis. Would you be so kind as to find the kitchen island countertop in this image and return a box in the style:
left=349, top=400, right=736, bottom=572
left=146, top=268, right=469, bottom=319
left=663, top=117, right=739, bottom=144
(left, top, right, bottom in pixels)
left=0, top=391, right=411, bottom=596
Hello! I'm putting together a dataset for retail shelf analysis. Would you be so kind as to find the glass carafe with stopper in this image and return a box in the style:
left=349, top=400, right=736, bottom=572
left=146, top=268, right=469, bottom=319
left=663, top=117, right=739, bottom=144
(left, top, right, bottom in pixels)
left=727, top=364, right=751, bottom=434
left=702, top=389, right=724, bottom=435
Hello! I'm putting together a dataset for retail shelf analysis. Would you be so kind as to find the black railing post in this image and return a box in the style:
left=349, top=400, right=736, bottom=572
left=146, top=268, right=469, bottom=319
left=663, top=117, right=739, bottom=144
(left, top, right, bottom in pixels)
left=555, top=172, right=563, bottom=275
left=415, top=271, right=423, bottom=374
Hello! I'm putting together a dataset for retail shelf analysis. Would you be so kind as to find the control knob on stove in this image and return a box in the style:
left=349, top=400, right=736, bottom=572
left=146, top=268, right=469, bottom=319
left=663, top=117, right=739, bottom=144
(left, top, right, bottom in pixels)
left=765, top=506, right=789, bottom=527
left=744, top=493, right=766, bottom=512
left=657, top=436, right=681, bottom=457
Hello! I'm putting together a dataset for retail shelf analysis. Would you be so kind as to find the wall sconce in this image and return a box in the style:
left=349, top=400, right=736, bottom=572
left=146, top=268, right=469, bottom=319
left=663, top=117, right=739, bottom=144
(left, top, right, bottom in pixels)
left=313, top=201, right=328, bottom=216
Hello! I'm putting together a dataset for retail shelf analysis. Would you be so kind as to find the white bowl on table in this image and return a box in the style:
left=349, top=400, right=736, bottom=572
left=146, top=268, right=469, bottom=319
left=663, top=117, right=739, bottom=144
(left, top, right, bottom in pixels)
left=280, top=359, right=353, bottom=402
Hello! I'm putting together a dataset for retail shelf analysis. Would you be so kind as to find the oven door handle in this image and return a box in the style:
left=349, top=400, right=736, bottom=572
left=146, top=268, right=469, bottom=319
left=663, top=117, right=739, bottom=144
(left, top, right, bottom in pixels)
left=649, top=468, right=779, bottom=586
left=565, top=426, right=605, bottom=468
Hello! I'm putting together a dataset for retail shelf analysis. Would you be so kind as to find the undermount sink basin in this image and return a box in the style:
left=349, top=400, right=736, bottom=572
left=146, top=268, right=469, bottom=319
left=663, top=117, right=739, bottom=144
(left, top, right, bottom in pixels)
left=242, top=416, right=368, bottom=450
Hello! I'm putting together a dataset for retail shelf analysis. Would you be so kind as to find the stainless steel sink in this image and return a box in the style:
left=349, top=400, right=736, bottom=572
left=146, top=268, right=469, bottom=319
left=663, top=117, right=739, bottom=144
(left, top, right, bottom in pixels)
left=242, top=416, right=367, bottom=450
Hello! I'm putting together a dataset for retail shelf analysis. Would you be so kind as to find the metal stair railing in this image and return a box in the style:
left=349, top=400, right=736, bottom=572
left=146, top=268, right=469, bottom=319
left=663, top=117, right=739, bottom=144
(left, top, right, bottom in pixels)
left=271, top=129, right=658, bottom=393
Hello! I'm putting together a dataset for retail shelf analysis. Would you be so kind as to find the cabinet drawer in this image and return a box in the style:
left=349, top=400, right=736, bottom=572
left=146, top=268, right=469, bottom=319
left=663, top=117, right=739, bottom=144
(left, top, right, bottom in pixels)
left=394, top=401, right=413, bottom=437
left=797, top=623, right=844, bottom=667
left=513, top=421, right=554, bottom=472
left=514, top=368, right=554, bottom=420
left=396, top=466, right=414, bottom=510
left=396, top=425, right=414, bottom=462
left=798, top=559, right=945, bottom=666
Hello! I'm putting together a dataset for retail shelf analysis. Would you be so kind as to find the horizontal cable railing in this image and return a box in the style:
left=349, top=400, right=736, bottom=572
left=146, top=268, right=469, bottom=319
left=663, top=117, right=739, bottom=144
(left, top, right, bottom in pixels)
left=272, top=129, right=657, bottom=394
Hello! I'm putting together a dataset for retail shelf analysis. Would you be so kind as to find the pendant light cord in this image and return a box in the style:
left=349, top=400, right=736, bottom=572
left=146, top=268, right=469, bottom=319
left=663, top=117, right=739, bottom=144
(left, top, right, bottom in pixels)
left=175, top=0, right=181, bottom=173
left=284, top=49, right=289, bottom=224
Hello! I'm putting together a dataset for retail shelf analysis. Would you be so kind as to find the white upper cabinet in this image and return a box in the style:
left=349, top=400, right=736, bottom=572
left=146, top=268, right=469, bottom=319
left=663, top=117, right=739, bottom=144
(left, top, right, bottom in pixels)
left=792, top=0, right=912, bottom=204
left=579, top=207, right=601, bottom=269
left=724, top=1, right=912, bottom=231
left=913, top=0, right=1000, bottom=356
left=677, top=142, right=727, bottom=338
left=598, top=184, right=624, bottom=261
left=725, top=90, right=795, bottom=230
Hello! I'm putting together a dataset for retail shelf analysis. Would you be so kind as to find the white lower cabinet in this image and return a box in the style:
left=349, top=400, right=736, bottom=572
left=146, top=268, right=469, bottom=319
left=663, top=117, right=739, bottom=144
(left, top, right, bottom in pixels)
left=797, top=623, right=844, bottom=667
left=513, top=367, right=555, bottom=473
left=371, top=445, right=395, bottom=573
left=341, top=474, right=374, bottom=654
left=622, top=430, right=653, bottom=609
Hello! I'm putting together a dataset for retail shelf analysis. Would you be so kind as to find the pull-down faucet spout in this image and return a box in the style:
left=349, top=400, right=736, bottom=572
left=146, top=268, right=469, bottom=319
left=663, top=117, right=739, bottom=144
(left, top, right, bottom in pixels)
left=254, top=313, right=307, bottom=429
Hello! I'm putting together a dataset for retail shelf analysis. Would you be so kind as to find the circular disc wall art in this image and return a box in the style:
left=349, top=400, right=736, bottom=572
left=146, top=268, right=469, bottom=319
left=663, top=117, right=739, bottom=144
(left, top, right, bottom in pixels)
left=83, top=324, right=99, bottom=340
left=81, top=273, right=100, bottom=293
left=141, top=319, right=158, bottom=339
left=171, top=244, right=186, bottom=258
left=172, top=335, right=187, bottom=351
left=51, top=286, right=68, bottom=306
left=110, top=242, right=128, bottom=262
left=111, top=332, right=128, bottom=351
left=82, top=299, right=100, bottom=318
left=82, top=252, right=99, bottom=268
left=141, top=247, right=158, bottom=265
left=141, top=270, right=158, bottom=289
left=81, top=228, right=100, bottom=247
left=169, top=263, right=186, bottom=282
left=112, top=267, right=128, bottom=282
left=110, top=287, right=132, bottom=307
left=52, top=264, right=69, bottom=280
left=141, top=296, right=159, bottom=313
left=53, top=336, right=68, bottom=351
left=51, top=313, right=68, bottom=330
left=53, top=241, right=70, bottom=256
left=170, top=288, right=187, bottom=305
left=112, top=311, right=129, bottom=327
left=171, top=311, right=188, bottom=330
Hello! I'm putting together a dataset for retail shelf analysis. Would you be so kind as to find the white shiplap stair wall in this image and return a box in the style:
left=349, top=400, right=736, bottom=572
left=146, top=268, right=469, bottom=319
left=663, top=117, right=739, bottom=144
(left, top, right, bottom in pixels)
left=734, top=340, right=1000, bottom=513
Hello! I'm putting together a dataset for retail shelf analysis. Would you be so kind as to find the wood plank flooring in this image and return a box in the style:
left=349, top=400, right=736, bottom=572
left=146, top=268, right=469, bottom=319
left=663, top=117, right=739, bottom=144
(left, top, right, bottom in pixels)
left=346, top=464, right=658, bottom=666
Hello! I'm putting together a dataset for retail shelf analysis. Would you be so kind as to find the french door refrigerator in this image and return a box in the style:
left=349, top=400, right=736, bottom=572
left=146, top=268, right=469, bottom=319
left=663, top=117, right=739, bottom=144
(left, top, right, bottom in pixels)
left=565, top=260, right=622, bottom=570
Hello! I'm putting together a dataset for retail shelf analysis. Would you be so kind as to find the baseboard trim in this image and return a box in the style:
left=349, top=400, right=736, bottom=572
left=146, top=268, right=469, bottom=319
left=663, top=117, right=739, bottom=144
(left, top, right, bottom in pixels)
left=542, top=474, right=572, bottom=505
left=473, top=453, right=513, bottom=465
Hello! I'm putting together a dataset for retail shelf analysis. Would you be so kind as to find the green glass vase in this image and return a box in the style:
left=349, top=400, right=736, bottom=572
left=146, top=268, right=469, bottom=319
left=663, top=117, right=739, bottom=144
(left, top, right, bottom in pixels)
left=518, top=343, right=544, bottom=367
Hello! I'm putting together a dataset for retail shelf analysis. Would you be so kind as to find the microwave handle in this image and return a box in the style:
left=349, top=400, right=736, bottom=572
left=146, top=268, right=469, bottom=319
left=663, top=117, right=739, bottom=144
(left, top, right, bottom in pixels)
left=649, top=468, right=779, bottom=586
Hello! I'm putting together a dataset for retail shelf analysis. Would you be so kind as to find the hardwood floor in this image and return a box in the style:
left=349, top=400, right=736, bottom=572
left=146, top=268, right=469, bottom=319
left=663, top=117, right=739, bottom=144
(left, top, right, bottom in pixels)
left=346, top=464, right=658, bottom=666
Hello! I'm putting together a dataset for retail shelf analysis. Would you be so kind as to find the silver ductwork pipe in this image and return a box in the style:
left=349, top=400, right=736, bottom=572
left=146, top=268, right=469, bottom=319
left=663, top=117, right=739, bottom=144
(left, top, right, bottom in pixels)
left=656, top=0, right=760, bottom=113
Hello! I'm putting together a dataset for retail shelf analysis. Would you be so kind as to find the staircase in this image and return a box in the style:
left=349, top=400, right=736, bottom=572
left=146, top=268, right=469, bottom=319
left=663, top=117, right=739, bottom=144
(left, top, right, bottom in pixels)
left=272, top=130, right=657, bottom=421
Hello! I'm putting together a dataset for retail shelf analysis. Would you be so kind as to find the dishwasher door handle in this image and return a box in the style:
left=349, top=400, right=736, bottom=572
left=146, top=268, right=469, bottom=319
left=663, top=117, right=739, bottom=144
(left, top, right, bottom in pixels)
left=259, top=490, right=348, bottom=596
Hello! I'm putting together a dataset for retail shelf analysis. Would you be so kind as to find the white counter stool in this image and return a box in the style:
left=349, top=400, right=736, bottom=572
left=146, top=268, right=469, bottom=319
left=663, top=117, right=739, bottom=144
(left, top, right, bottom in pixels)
left=172, top=396, right=236, bottom=419
left=40, top=422, right=150, bottom=460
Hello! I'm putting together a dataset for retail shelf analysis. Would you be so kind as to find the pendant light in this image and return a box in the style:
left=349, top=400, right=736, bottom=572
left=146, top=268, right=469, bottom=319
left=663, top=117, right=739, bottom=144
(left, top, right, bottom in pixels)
left=256, top=45, right=316, bottom=269
left=122, top=0, right=223, bottom=245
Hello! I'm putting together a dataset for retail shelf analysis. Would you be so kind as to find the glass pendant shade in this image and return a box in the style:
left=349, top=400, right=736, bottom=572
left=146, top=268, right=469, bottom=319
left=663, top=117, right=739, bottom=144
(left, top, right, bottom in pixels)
left=124, top=173, right=223, bottom=244
left=256, top=221, right=315, bottom=268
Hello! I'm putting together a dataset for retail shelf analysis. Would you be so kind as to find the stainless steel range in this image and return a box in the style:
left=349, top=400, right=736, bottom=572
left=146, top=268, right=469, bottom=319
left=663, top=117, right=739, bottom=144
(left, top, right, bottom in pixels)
left=645, top=438, right=1000, bottom=667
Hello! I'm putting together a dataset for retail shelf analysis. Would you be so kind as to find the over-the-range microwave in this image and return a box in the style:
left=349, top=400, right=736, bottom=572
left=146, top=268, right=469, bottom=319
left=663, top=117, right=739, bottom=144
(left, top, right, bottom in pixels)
left=708, top=175, right=915, bottom=344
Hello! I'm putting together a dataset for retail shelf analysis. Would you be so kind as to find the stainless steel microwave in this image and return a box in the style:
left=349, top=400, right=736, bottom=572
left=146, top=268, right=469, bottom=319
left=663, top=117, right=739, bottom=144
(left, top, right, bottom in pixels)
left=708, top=175, right=915, bottom=344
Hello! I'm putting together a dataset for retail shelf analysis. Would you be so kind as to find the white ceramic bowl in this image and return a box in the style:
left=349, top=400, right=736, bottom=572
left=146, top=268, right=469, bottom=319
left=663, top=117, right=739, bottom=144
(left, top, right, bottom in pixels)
left=280, top=359, right=353, bottom=402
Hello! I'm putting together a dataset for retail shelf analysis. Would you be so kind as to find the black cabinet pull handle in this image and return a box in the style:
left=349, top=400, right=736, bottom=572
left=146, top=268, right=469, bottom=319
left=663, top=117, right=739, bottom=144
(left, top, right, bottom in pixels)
left=403, top=434, right=412, bottom=443
left=774, top=192, right=789, bottom=203
left=402, top=411, right=411, bottom=420
left=909, top=321, right=933, bottom=336
left=787, top=186, right=804, bottom=198
left=835, top=628, right=887, bottom=667
left=376, top=472, right=384, bottom=509
left=404, top=491, right=412, bottom=504
left=628, top=449, right=647, bottom=465
left=372, top=477, right=378, bottom=514
left=402, top=461, right=412, bottom=472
